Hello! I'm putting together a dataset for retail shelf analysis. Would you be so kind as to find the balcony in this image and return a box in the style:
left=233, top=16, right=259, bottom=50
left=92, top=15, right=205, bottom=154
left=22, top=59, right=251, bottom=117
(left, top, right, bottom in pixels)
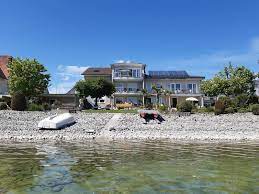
left=113, top=69, right=143, bottom=81
left=114, top=87, right=143, bottom=95
left=113, top=76, right=143, bottom=82
left=148, top=89, right=201, bottom=96
left=172, top=89, right=198, bottom=94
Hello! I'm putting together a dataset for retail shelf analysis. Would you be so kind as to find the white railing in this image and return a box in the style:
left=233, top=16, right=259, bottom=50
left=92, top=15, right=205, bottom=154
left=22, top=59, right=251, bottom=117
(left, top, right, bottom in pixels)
left=115, top=87, right=142, bottom=93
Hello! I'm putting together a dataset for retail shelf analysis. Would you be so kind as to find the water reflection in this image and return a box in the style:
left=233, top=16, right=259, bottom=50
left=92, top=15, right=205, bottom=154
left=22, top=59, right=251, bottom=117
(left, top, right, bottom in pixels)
left=0, top=141, right=258, bottom=193
left=0, top=144, right=44, bottom=194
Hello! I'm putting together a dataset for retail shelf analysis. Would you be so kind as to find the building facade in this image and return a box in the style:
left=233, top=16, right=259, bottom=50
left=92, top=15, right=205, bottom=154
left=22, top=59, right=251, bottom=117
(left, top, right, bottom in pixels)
left=81, top=67, right=113, bottom=108
left=81, top=61, right=205, bottom=108
left=111, top=62, right=146, bottom=106
left=0, top=55, right=11, bottom=95
left=145, top=71, right=205, bottom=107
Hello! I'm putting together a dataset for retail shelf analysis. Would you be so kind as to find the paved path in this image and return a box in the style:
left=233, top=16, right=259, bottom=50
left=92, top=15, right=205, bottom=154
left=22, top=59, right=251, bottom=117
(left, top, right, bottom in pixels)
left=103, top=113, right=122, bottom=131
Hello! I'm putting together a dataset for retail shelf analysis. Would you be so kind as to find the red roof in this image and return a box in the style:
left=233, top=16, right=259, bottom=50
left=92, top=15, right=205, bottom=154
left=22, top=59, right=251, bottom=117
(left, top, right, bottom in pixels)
left=0, top=55, right=11, bottom=79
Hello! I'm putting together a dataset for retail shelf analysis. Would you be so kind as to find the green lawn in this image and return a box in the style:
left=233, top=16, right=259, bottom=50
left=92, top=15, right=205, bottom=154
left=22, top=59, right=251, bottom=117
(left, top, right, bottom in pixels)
left=83, top=109, right=138, bottom=113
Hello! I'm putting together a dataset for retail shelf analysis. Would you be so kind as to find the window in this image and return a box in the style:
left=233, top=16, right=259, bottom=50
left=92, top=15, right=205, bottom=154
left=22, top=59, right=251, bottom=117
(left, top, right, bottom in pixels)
left=171, top=84, right=175, bottom=91
left=176, top=84, right=181, bottom=90
left=114, top=69, right=120, bottom=77
left=193, top=84, right=197, bottom=93
left=171, top=83, right=181, bottom=93
left=187, top=83, right=197, bottom=93
left=187, top=84, right=192, bottom=90
left=115, top=83, right=124, bottom=92
left=132, top=69, right=141, bottom=78
left=154, top=83, right=162, bottom=88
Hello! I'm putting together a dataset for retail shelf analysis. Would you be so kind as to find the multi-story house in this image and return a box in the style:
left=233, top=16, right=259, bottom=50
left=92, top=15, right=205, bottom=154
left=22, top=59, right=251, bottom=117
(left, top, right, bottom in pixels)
left=111, top=61, right=146, bottom=106
left=145, top=71, right=205, bottom=108
left=0, top=55, right=12, bottom=95
left=73, top=61, right=205, bottom=108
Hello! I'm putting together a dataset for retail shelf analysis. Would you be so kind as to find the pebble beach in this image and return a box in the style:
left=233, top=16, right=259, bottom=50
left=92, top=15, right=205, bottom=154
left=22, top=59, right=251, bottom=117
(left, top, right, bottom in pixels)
left=0, top=110, right=259, bottom=142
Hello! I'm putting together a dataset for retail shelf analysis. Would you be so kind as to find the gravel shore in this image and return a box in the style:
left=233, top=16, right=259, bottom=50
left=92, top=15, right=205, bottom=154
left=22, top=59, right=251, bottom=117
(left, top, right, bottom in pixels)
left=0, top=110, right=259, bottom=142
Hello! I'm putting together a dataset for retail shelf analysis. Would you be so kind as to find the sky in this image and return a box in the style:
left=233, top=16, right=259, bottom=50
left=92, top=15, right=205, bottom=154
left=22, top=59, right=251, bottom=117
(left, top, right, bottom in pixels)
left=0, top=0, right=259, bottom=93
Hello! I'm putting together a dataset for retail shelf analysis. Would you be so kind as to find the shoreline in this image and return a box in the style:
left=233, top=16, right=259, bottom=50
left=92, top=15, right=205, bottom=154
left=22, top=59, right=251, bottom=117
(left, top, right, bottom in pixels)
left=0, top=110, right=259, bottom=143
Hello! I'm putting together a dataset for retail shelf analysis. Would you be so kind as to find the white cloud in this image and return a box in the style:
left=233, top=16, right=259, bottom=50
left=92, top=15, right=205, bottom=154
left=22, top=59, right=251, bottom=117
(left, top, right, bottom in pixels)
left=115, top=60, right=125, bottom=63
left=57, top=65, right=88, bottom=77
left=66, top=66, right=88, bottom=74
left=48, top=82, right=76, bottom=94
left=49, top=65, right=88, bottom=94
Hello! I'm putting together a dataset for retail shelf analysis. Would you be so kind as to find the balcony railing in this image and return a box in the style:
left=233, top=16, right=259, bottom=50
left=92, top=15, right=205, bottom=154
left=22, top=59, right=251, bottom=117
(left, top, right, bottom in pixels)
left=113, top=75, right=143, bottom=80
left=115, top=87, right=142, bottom=93
left=172, top=89, right=198, bottom=94
left=148, top=89, right=199, bottom=94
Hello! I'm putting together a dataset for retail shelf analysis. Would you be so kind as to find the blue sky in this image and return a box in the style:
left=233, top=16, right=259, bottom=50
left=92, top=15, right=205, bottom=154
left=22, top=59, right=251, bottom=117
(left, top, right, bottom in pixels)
left=0, top=0, right=259, bottom=93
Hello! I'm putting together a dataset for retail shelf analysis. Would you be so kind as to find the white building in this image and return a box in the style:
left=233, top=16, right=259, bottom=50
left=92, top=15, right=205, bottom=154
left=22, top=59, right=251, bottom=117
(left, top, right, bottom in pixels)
left=77, top=60, right=205, bottom=108
left=111, top=61, right=146, bottom=106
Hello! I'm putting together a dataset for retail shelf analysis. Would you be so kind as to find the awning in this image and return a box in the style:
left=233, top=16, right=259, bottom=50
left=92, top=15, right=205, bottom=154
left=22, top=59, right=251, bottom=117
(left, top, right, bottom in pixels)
left=186, top=97, right=199, bottom=102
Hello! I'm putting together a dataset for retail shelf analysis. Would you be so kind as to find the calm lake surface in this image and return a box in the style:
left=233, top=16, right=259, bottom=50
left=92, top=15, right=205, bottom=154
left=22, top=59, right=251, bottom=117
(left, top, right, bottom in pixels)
left=0, top=141, right=258, bottom=194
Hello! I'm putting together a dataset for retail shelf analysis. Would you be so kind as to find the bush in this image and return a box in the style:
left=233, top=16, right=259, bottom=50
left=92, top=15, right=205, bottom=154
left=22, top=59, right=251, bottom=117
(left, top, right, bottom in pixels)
left=158, top=104, right=168, bottom=112
left=145, top=103, right=153, bottom=110
left=197, top=106, right=214, bottom=113
left=237, top=107, right=250, bottom=113
left=214, top=100, right=225, bottom=115
left=11, top=92, right=27, bottom=111
left=177, top=101, right=193, bottom=112
left=251, top=104, right=259, bottom=115
left=0, top=102, right=8, bottom=110
left=218, top=96, right=235, bottom=109
left=248, top=95, right=259, bottom=104
left=27, top=103, right=44, bottom=111
left=233, top=94, right=249, bottom=108
left=43, top=103, right=51, bottom=111
left=225, top=107, right=235, bottom=114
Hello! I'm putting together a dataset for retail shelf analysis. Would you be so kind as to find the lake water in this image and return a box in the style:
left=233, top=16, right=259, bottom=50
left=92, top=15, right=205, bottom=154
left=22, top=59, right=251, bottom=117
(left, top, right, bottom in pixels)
left=0, top=140, right=258, bottom=194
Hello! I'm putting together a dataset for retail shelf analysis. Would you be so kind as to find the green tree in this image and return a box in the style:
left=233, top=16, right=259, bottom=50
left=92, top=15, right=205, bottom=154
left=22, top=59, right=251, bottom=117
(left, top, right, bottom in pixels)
left=162, top=89, right=172, bottom=109
left=201, top=64, right=258, bottom=97
left=8, top=57, right=50, bottom=98
left=75, top=78, right=115, bottom=106
left=152, top=85, right=163, bottom=109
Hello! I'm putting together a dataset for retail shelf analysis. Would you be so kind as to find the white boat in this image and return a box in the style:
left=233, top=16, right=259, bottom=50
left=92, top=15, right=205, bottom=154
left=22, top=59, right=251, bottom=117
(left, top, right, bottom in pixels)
left=38, top=113, right=75, bottom=129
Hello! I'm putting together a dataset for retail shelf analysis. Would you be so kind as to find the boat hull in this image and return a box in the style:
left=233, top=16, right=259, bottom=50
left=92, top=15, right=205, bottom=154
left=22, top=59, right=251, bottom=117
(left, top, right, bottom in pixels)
left=38, top=113, right=75, bottom=129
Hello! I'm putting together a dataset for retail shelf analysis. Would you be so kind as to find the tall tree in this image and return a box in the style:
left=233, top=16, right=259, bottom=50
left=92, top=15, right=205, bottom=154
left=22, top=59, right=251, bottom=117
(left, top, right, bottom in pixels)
left=8, top=57, right=50, bottom=98
left=201, top=64, right=258, bottom=97
left=75, top=78, right=115, bottom=106
left=152, top=85, right=163, bottom=108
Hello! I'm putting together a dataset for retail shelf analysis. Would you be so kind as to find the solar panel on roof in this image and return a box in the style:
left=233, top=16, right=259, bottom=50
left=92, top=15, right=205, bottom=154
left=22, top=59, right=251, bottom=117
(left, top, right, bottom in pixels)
left=148, top=71, right=189, bottom=78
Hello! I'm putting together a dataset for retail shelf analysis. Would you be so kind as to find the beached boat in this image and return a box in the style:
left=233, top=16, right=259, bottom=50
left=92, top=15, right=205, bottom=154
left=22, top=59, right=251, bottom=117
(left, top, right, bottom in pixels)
left=138, top=109, right=165, bottom=123
left=38, top=113, right=75, bottom=129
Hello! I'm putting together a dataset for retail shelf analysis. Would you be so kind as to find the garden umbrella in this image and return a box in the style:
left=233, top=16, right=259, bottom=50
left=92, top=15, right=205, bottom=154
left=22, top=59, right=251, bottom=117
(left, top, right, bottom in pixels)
left=186, top=97, right=199, bottom=102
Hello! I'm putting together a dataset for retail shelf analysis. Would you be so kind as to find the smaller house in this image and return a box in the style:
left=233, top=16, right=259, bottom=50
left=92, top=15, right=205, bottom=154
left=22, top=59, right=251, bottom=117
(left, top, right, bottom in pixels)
left=81, top=67, right=112, bottom=108
left=82, top=67, right=112, bottom=81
